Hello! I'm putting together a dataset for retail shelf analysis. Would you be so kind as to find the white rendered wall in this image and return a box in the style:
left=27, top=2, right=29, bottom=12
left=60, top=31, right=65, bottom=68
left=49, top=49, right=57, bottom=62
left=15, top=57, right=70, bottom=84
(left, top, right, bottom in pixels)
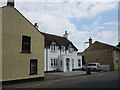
left=44, top=45, right=82, bottom=72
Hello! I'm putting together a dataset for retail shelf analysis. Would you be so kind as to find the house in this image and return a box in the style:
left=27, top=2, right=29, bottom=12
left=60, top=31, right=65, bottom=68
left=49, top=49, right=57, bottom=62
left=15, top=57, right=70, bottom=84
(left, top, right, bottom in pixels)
left=77, top=52, right=84, bottom=65
left=41, top=31, right=83, bottom=72
left=84, top=38, right=120, bottom=71
left=0, top=0, right=44, bottom=82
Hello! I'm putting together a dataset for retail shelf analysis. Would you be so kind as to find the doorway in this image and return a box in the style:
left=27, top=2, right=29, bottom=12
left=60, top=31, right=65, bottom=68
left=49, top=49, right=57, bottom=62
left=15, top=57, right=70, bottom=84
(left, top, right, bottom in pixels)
left=66, top=58, right=70, bottom=71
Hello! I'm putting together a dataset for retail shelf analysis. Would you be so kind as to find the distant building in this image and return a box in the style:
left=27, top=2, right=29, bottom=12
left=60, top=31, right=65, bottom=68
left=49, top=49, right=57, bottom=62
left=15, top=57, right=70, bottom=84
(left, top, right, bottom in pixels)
left=41, top=31, right=83, bottom=72
left=84, top=38, right=120, bottom=71
left=0, top=0, right=44, bottom=82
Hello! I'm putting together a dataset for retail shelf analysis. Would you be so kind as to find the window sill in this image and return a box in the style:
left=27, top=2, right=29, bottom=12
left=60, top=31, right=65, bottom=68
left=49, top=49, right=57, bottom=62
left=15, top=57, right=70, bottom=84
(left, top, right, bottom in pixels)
left=50, top=50, right=58, bottom=53
left=20, top=51, right=32, bottom=53
left=29, top=73, right=38, bottom=75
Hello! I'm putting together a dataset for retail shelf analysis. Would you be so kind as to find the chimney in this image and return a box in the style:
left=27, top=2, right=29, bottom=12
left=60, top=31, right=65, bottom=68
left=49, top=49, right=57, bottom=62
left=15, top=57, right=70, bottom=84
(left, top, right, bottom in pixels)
left=7, top=0, right=15, bottom=7
left=34, top=23, right=39, bottom=29
left=63, top=31, right=68, bottom=39
left=89, top=37, right=92, bottom=46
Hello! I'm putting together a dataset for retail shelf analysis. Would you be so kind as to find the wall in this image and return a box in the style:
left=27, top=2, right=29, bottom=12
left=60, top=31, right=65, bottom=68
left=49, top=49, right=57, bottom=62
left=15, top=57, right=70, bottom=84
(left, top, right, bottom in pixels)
left=76, top=55, right=83, bottom=69
left=45, top=44, right=80, bottom=71
left=0, top=7, right=2, bottom=83
left=85, top=49, right=114, bottom=71
left=112, top=50, right=120, bottom=70
left=2, top=6, right=44, bottom=81
left=57, top=55, right=64, bottom=71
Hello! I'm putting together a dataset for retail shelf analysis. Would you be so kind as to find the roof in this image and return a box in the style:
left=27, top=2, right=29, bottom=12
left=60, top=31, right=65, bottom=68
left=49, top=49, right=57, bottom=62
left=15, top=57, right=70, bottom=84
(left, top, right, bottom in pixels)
left=41, top=32, right=78, bottom=51
left=95, top=41, right=120, bottom=50
left=85, top=41, right=120, bottom=51
left=77, top=52, right=84, bottom=55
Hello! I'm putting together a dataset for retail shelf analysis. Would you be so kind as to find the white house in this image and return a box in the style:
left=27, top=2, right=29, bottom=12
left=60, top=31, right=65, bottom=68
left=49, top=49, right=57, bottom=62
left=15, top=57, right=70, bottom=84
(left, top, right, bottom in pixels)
left=41, top=31, right=83, bottom=72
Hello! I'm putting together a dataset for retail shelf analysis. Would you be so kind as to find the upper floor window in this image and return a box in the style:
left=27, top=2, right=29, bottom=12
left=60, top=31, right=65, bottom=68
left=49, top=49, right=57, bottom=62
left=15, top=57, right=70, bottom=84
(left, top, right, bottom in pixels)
left=22, top=36, right=31, bottom=53
left=50, top=42, right=57, bottom=51
left=61, top=46, right=64, bottom=52
left=68, top=44, right=74, bottom=53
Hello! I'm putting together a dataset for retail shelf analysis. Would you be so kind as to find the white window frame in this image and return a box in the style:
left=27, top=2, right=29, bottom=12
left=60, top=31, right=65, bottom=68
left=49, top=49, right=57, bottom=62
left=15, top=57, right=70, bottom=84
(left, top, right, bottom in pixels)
left=50, top=42, right=58, bottom=52
left=68, top=44, right=74, bottom=53
left=61, top=46, right=64, bottom=52
left=51, top=58, right=57, bottom=67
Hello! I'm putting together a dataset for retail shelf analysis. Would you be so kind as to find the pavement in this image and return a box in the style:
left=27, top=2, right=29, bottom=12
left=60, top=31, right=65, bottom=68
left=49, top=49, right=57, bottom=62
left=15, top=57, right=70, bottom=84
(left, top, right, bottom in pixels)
left=44, top=70, right=98, bottom=80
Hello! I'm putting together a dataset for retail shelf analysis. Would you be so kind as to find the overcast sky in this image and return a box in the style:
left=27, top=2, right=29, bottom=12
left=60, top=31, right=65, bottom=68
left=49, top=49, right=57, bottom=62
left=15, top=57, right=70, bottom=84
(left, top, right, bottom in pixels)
left=1, top=0, right=120, bottom=51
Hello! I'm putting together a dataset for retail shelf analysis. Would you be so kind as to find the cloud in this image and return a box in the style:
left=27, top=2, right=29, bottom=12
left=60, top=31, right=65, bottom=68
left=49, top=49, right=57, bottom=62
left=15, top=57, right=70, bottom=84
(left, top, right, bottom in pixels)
left=104, top=21, right=117, bottom=25
left=95, top=31, right=118, bottom=45
left=96, top=26, right=105, bottom=29
left=1, top=1, right=118, bottom=51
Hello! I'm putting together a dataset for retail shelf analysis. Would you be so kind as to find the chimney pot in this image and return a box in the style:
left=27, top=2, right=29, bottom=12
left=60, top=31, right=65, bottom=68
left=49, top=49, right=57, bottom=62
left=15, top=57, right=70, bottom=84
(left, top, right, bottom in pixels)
left=63, top=31, right=69, bottom=39
left=7, top=0, right=14, bottom=7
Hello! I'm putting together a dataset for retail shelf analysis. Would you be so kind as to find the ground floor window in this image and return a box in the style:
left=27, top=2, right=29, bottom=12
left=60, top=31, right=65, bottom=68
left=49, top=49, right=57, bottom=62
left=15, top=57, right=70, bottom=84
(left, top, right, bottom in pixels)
left=30, top=59, right=37, bottom=75
left=78, top=59, right=81, bottom=67
left=51, top=59, right=57, bottom=67
left=72, top=59, right=74, bottom=68
left=61, top=61, right=62, bottom=67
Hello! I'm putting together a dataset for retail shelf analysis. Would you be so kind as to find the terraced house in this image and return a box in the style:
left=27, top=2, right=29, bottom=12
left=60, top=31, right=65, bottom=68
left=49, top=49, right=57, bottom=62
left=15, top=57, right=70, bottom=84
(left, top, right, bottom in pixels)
left=84, top=38, right=120, bottom=71
left=41, top=31, right=83, bottom=72
left=0, top=0, right=44, bottom=82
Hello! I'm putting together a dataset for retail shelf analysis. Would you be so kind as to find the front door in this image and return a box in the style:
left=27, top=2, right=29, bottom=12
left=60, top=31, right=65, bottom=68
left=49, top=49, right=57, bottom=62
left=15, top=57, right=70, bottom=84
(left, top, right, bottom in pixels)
left=66, top=58, right=70, bottom=71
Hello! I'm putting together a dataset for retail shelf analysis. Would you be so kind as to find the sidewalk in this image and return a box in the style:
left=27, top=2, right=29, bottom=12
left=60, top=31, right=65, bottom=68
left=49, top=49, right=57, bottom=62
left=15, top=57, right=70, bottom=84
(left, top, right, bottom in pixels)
left=44, top=70, right=98, bottom=80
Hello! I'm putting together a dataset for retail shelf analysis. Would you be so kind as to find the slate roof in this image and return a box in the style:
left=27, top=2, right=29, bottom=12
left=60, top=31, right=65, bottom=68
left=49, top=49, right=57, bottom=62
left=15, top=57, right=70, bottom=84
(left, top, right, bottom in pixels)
left=41, top=32, right=78, bottom=51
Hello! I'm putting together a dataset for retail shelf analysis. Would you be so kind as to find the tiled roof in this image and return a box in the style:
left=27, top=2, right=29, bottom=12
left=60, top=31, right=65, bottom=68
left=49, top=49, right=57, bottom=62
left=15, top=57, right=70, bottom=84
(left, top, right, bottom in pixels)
left=41, top=32, right=78, bottom=51
left=95, top=41, right=120, bottom=50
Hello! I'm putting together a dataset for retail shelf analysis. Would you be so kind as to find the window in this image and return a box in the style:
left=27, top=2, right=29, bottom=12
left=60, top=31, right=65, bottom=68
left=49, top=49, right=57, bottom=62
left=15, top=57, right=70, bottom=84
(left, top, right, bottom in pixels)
left=51, top=45, right=56, bottom=51
left=78, top=59, right=81, bottom=67
left=51, top=59, right=54, bottom=66
left=61, top=61, right=62, bottom=66
left=72, top=59, right=74, bottom=68
left=51, top=59, right=57, bottom=67
left=22, top=36, right=31, bottom=53
left=30, top=60, right=37, bottom=75
left=68, top=44, right=74, bottom=53
left=50, top=42, right=57, bottom=51
left=61, top=46, right=64, bottom=52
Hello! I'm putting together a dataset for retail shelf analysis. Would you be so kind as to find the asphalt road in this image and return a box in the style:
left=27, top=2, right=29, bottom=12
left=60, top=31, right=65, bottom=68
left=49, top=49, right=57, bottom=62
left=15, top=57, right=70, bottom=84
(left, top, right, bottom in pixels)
left=37, top=71, right=119, bottom=88
left=3, top=71, right=119, bottom=88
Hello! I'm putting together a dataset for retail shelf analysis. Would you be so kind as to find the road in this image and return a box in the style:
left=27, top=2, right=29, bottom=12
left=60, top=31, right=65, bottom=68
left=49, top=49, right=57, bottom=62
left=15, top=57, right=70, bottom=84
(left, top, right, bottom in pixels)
left=35, top=71, right=119, bottom=88
left=3, top=71, right=119, bottom=88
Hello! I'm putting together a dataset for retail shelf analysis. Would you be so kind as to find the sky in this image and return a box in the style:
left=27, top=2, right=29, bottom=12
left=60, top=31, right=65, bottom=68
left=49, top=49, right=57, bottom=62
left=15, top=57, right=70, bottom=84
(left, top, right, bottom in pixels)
left=1, top=0, right=120, bottom=51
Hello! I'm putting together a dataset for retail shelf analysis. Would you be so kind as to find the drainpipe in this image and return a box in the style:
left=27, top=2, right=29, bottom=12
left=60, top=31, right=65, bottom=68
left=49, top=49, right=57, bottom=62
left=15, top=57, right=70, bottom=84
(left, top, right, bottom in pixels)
left=46, top=48, right=48, bottom=71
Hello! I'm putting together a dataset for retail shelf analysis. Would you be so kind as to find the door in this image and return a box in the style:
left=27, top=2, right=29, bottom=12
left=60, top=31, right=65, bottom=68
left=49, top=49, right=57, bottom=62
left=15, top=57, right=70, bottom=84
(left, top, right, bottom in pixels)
left=66, top=58, right=70, bottom=71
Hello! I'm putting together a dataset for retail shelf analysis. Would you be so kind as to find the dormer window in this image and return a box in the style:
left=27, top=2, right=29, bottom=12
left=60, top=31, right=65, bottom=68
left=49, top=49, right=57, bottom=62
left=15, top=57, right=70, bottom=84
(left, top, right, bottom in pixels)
left=61, top=46, right=64, bottom=52
left=68, top=44, right=73, bottom=53
left=50, top=42, right=57, bottom=51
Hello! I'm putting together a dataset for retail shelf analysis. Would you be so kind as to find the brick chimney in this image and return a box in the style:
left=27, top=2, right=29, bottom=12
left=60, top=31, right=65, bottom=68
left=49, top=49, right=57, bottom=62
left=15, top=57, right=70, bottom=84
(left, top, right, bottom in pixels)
left=89, top=37, right=92, bottom=46
left=7, top=0, right=14, bottom=7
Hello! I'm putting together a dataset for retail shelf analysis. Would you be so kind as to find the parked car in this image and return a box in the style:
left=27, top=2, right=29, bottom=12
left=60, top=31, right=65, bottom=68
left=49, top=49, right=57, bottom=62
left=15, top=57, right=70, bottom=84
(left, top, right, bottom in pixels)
left=82, top=63, right=102, bottom=71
